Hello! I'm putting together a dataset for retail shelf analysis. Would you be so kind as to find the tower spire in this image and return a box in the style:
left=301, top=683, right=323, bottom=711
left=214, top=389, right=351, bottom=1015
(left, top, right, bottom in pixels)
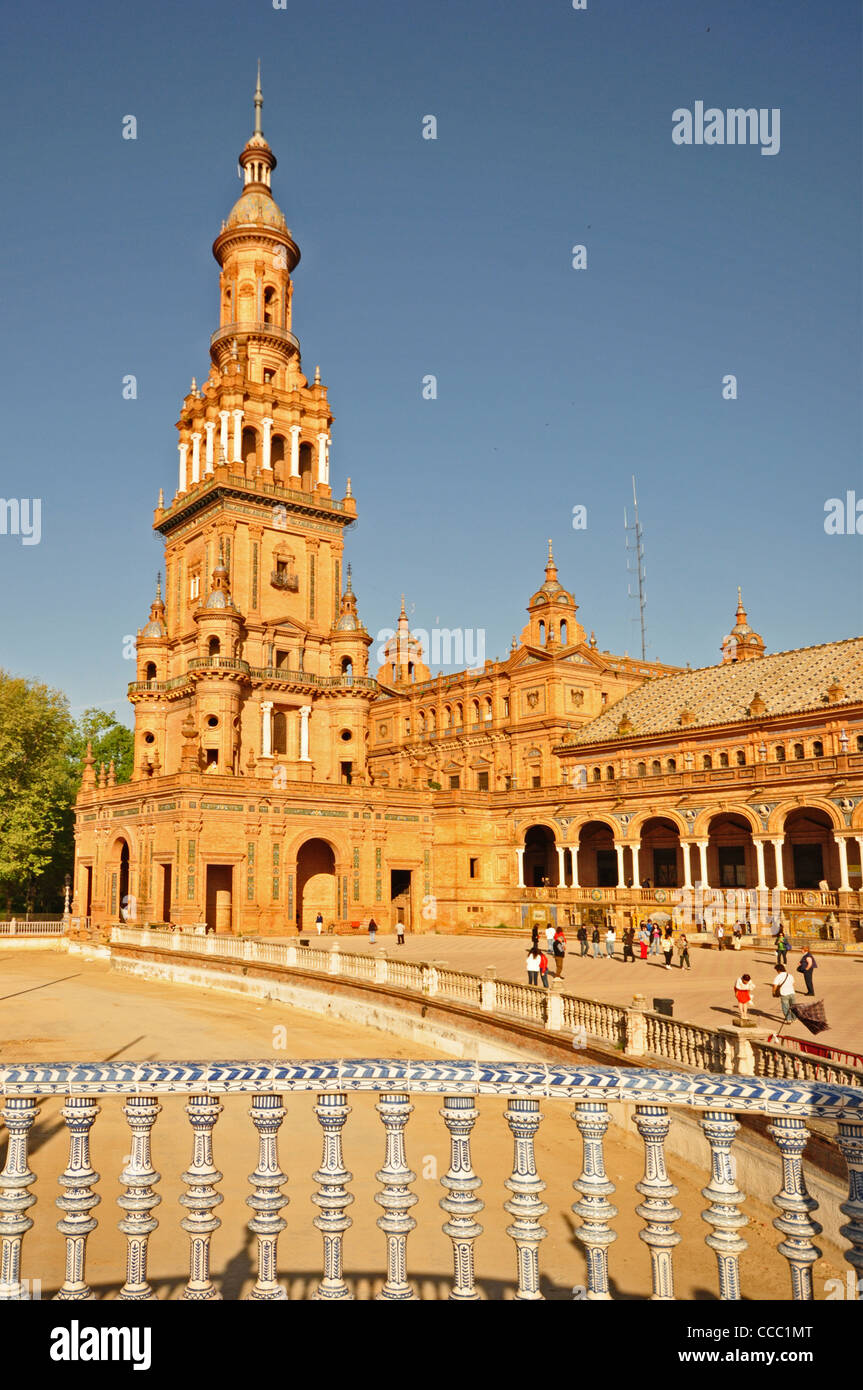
left=545, top=538, right=557, bottom=582
left=254, top=60, right=263, bottom=136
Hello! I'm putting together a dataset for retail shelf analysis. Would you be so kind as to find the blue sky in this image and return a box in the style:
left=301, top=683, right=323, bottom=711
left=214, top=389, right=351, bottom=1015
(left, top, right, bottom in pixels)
left=0, top=0, right=860, bottom=721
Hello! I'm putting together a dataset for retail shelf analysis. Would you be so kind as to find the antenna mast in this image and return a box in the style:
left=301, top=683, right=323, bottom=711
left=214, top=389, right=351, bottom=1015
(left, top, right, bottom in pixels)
left=624, top=474, right=648, bottom=662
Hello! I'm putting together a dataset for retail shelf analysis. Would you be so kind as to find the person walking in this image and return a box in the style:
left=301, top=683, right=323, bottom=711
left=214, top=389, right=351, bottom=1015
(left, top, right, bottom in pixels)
left=797, top=949, right=817, bottom=997
left=591, top=925, right=601, bottom=958
left=577, top=924, right=588, bottom=957
left=531, top=924, right=540, bottom=948
left=623, top=926, right=635, bottom=963
left=716, top=924, right=725, bottom=951
left=315, top=911, right=324, bottom=936
left=552, top=925, right=567, bottom=978
left=775, top=931, right=789, bottom=967
left=368, top=916, right=378, bottom=946
left=526, top=945, right=549, bottom=988
left=649, top=921, right=661, bottom=956
left=734, top=973, right=754, bottom=1022
left=545, top=922, right=557, bottom=958
left=604, top=924, right=615, bottom=959
left=662, top=926, right=674, bottom=970
left=396, top=919, right=405, bottom=947
left=678, top=933, right=691, bottom=970
left=772, top=965, right=796, bottom=1022
left=638, top=927, right=649, bottom=961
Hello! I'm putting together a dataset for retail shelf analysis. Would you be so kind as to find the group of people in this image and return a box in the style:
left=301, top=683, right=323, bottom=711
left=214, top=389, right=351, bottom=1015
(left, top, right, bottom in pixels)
left=734, top=946, right=819, bottom=1023
left=525, top=918, right=694, bottom=984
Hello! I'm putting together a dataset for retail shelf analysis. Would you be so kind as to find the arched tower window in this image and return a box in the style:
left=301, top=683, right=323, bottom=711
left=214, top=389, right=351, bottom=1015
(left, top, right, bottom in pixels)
left=299, top=441, right=313, bottom=489
left=272, top=710, right=287, bottom=756
left=263, top=285, right=277, bottom=324
left=145, top=662, right=156, bottom=681
left=538, top=621, right=545, bottom=644
left=560, top=620, right=568, bottom=645
left=271, top=434, right=286, bottom=478
left=242, top=426, right=258, bottom=470
left=774, top=745, right=786, bottom=762
left=208, top=636, right=221, bottom=659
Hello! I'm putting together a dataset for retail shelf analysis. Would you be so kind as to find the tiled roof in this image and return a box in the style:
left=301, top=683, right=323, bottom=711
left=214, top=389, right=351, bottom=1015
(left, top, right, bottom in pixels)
left=561, top=637, right=863, bottom=747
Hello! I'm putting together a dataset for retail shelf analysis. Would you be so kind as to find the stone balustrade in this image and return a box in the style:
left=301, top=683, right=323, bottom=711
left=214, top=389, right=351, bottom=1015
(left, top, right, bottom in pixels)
left=109, top=928, right=863, bottom=1085
left=0, top=1058, right=860, bottom=1301
left=0, top=919, right=68, bottom=936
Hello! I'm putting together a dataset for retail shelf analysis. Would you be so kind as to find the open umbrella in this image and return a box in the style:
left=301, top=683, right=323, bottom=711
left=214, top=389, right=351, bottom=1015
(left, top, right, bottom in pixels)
left=789, top=999, right=829, bottom=1036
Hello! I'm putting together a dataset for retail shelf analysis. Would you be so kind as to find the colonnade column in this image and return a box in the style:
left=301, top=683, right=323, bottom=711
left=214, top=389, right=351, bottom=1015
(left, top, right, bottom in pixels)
left=261, top=417, right=273, bottom=471
left=570, top=844, right=580, bottom=889
left=614, top=842, right=626, bottom=888
left=516, top=848, right=525, bottom=889
left=771, top=839, right=786, bottom=892
left=204, top=422, right=215, bottom=474
left=289, top=425, right=301, bottom=478
left=299, top=705, right=312, bottom=762
left=178, top=442, right=188, bottom=493
left=837, top=837, right=851, bottom=892
left=232, top=409, right=244, bottom=465
left=754, top=839, right=767, bottom=893
left=191, top=432, right=201, bottom=484
left=219, top=410, right=230, bottom=463
left=260, top=701, right=273, bottom=759
left=680, top=841, right=693, bottom=891
left=556, top=845, right=566, bottom=889
left=696, top=840, right=709, bottom=888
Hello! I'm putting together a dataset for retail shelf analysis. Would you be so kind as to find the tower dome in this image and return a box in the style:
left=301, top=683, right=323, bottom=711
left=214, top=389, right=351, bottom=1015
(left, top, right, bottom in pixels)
left=721, top=587, right=765, bottom=663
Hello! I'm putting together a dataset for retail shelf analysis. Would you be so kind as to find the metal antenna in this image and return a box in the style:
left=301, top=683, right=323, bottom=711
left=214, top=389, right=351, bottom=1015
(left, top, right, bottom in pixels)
left=625, top=474, right=648, bottom=662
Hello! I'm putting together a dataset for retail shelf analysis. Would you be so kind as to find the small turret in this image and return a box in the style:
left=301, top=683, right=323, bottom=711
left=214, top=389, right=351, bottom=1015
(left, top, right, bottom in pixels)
left=721, top=587, right=765, bottom=663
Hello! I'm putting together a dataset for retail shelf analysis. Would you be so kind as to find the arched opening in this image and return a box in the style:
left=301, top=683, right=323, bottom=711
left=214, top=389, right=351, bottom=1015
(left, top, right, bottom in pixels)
left=443, top=705, right=452, bottom=730
left=455, top=703, right=463, bottom=726
left=144, top=661, right=157, bottom=681
left=271, top=433, right=286, bottom=480
left=666, top=757, right=677, bottom=773
left=299, top=441, right=314, bottom=489
left=651, top=760, right=661, bottom=776
left=296, top=838, right=337, bottom=931
left=272, top=710, right=288, bottom=756
left=605, top=765, right=615, bottom=780
left=783, top=808, right=838, bottom=889
left=471, top=700, right=480, bottom=726
left=707, top=813, right=755, bottom=889
left=523, top=824, right=558, bottom=887
left=119, top=840, right=130, bottom=917
left=638, top=817, right=682, bottom=888
left=774, top=745, right=786, bottom=762
left=208, top=636, right=221, bottom=659
left=702, top=754, right=713, bottom=769
left=538, top=621, right=545, bottom=644
left=560, top=620, right=568, bottom=645
left=547, top=624, right=555, bottom=645
left=793, top=743, right=805, bottom=760
left=341, top=656, right=353, bottom=680
left=636, top=761, right=647, bottom=777
left=592, top=766, right=601, bottom=782
left=577, top=821, right=619, bottom=887
left=813, top=740, right=824, bottom=758
left=242, top=426, right=258, bottom=471
left=735, top=749, right=746, bottom=766
left=263, top=285, right=277, bottom=324
left=484, top=698, right=493, bottom=722
left=718, top=752, right=729, bottom=768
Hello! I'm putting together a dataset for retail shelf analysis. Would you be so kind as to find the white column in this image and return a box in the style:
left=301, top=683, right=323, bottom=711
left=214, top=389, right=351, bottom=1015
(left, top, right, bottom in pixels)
left=556, top=845, right=566, bottom=888
left=516, top=848, right=525, bottom=889
left=289, top=425, right=301, bottom=477
left=316, top=432, right=329, bottom=485
left=570, top=844, right=580, bottom=888
left=260, top=701, right=273, bottom=759
left=232, top=409, right=244, bottom=464
left=697, top=840, right=709, bottom=887
left=178, top=442, right=188, bottom=493
left=299, top=705, right=312, bottom=762
left=219, top=411, right=230, bottom=463
left=771, top=839, right=786, bottom=892
left=204, top=421, right=215, bottom=473
left=615, top=841, right=626, bottom=887
left=261, top=417, right=273, bottom=471
left=681, top=841, right=693, bottom=891
left=191, top=432, right=201, bottom=484
left=754, top=839, right=767, bottom=892
left=837, top=836, right=851, bottom=892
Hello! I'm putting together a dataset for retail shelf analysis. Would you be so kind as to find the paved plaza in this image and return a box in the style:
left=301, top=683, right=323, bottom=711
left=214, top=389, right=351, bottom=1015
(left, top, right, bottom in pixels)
left=0, top=951, right=848, bottom=1299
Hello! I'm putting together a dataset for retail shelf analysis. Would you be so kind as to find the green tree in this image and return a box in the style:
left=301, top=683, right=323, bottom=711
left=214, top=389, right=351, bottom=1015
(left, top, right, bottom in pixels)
left=68, top=709, right=134, bottom=786
left=0, top=672, right=75, bottom=913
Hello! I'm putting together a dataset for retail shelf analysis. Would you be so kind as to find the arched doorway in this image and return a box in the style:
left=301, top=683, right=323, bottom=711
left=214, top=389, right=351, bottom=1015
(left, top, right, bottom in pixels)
left=296, top=838, right=337, bottom=931
left=577, top=821, right=618, bottom=887
left=708, top=813, right=755, bottom=889
left=783, top=808, right=838, bottom=888
left=638, top=817, right=682, bottom=888
left=523, top=825, right=558, bottom=887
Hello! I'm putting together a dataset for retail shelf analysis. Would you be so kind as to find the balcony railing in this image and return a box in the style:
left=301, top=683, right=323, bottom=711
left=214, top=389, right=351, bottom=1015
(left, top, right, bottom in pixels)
left=270, top=570, right=300, bottom=591
left=187, top=657, right=251, bottom=675
left=3, top=1053, right=860, bottom=1299
left=210, top=321, right=300, bottom=352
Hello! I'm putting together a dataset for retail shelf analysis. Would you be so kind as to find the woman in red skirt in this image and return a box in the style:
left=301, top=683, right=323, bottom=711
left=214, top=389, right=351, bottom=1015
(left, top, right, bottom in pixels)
left=734, top=973, right=754, bottom=1021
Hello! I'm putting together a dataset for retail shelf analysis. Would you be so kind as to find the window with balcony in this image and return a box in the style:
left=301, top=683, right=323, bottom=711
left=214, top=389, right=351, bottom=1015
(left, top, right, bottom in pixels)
left=606, top=765, right=615, bottom=780
left=651, top=760, right=661, bottom=775
left=774, top=745, right=786, bottom=762
left=813, top=740, right=824, bottom=758
left=477, top=771, right=489, bottom=791
left=719, top=752, right=729, bottom=768
left=702, top=754, right=712, bottom=769
left=735, top=749, right=746, bottom=766
left=592, top=767, right=601, bottom=782
left=793, top=743, right=805, bottom=759
left=637, top=761, right=647, bottom=777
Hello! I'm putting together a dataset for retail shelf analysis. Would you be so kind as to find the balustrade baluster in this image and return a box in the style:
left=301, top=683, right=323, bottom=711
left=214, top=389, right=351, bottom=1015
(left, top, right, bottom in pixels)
left=55, top=1096, right=100, bottom=1299
left=117, top=1095, right=161, bottom=1300
left=768, top=1115, right=822, bottom=1299
left=700, top=1110, right=747, bottom=1299
left=572, top=1102, right=617, bottom=1299
left=503, top=1097, right=548, bottom=1300
left=312, top=1093, right=354, bottom=1300
left=439, top=1095, right=483, bottom=1300
left=374, top=1093, right=417, bottom=1299
left=633, top=1105, right=681, bottom=1299
left=180, top=1095, right=224, bottom=1300
left=246, top=1094, right=288, bottom=1300
left=836, top=1120, right=863, bottom=1292
left=0, top=1098, right=38, bottom=1300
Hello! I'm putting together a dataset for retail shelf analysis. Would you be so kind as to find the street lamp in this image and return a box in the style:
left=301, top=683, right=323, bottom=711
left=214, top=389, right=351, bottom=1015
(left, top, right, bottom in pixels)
left=63, top=873, right=72, bottom=919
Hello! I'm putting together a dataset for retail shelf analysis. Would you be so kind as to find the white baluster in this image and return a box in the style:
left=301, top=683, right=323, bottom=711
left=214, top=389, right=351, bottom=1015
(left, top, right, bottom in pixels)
left=503, top=1097, right=548, bottom=1299
left=572, top=1102, right=617, bottom=1299
left=180, top=1095, right=224, bottom=1300
left=0, top=1098, right=38, bottom=1300
left=374, top=1093, right=417, bottom=1300
left=312, top=1093, right=354, bottom=1300
left=700, top=1110, right=748, bottom=1299
left=55, top=1096, right=101, bottom=1299
left=768, top=1115, right=822, bottom=1299
left=117, top=1095, right=161, bottom=1300
left=246, top=1094, right=288, bottom=1300
left=836, top=1120, right=863, bottom=1293
left=633, top=1105, right=681, bottom=1299
left=439, top=1096, right=483, bottom=1300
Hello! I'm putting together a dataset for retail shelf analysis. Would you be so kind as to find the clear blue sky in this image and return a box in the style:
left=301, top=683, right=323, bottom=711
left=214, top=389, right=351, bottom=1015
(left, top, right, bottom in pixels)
left=0, top=0, right=860, bottom=722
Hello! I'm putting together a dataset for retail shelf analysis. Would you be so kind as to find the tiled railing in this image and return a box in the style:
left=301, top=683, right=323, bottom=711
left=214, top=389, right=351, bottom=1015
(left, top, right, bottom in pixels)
left=0, top=1059, right=860, bottom=1300
left=109, top=929, right=863, bottom=1083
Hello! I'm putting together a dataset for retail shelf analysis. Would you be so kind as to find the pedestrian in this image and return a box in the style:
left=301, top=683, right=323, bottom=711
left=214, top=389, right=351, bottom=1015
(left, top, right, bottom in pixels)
left=531, top=924, right=540, bottom=948
left=623, top=926, right=635, bottom=963
left=772, top=965, right=796, bottom=1022
left=396, top=918, right=405, bottom=946
left=552, top=924, right=567, bottom=978
left=716, top=924, right=725, bottom=951
left=797, top=949, right=817, bottom=997
left=639, top=928, right=649, bottom=961
left=577, top=924, right=588, bottom=957
left=591, top=925, right=601, bottom=958
left=368, top=916, right=377, bottom=946
left=526, top=945, right=549, bottom=988
left=604, top=924, right=615, bottom=959
left=545, top=921, right=557, bottom=954
left=662, top=926, right=674, bottom=970
left=678, top=933, right=691, bottom=970
left=734, top=973, right=754, bottom=1021
left=775, top=931, right=788, bottom=967
left=315, top=911, right=323, bottom=936
left=649, top=921, right=661, bottom=956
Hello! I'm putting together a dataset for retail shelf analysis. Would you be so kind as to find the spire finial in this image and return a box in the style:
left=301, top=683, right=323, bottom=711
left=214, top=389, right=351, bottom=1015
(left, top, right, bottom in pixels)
left=314, top=365, right=321, bottom=385
left=156, top=571, right=162, bottom=602
left=548, top=538, right=554, bottom=562
left=346, top=563, right=353, bottom=592
left=254, top=60, right=263, bottom=136
left=545, top=537, right=558, bottom=581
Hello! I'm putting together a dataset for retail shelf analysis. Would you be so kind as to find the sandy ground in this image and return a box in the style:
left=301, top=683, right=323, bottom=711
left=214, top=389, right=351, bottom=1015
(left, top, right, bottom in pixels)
left=0, top=951, right=848, bottom=1300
